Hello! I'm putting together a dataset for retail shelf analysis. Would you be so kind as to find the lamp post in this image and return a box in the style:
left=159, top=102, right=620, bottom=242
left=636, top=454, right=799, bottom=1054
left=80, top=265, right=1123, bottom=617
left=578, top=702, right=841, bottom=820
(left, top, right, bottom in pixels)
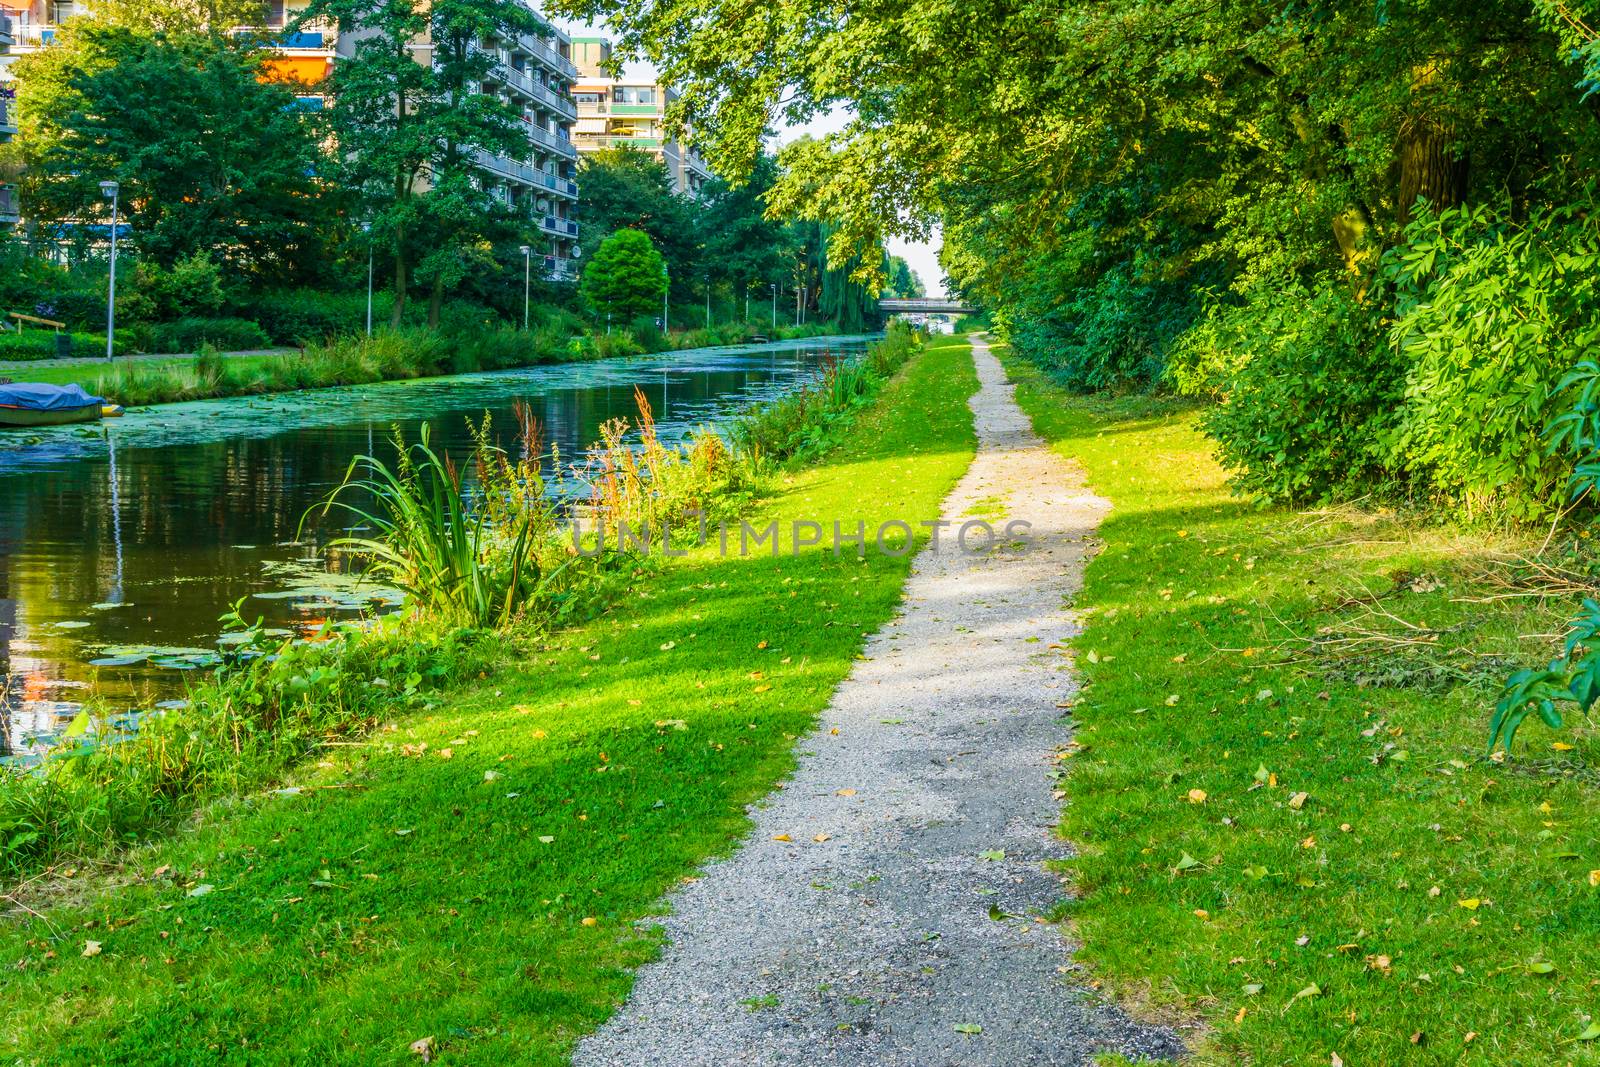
left=662, top=263, right=669, bottom=337
left=362, top=221, right=374, bottom=338
left=520, top=245, right=532, bottom=330
left=705, top=273, right=711, bottom=329
left=99, top=181, right=119, bottom=362
left=770, top=283, right=777, bottom=331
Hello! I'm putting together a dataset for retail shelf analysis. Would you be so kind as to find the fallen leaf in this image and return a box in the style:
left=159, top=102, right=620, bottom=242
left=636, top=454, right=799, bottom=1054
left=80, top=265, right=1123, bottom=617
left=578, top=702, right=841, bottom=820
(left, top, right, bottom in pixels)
left=953, top=1023, right=981, bottom=1035
left=836, top=788, right=857, bottom=797
left=1287, top=983, right=1321, bottom=1008
left=753, top=684, right=772, bottom=693
left=979, top=849, right=1005, bottom=862
left=1332, top=1054, right=1344, bottom=1067
left=538, top=835, right=554, bottom=844
left=772, top=834, right=792, bottom=842
left=187, top=883, right=214, bottom=898
left=1552, top=741, right=1575, bottom=751
left=659, top=641, right=676, bottom=651
left=438, top=748, right=453, bottom=760
left=1187, top=789, right=1208, bottom=804
left=1288, top=792, right=1309, bottom=810
left=82, top=941, right=102, bottom=958
left=1588, top=870, right=1600, bottom=888
left=1526, top=961, right=1556, bottom=976
left=813, top=833, right=830, bottom=843
left=1174, top=852, right=1202, bottom=871
left=1578, top=1021, right=1600, bottom=1041
left=1165, top=694, right=1180, bottom=706
left=1458, top=898, right=1480, bottom=910
left=1194, top=909, right=1210, bottom=920
left=581, top=916, right=598, bottom=927
left=409, top=1036, right=436, bottom=1062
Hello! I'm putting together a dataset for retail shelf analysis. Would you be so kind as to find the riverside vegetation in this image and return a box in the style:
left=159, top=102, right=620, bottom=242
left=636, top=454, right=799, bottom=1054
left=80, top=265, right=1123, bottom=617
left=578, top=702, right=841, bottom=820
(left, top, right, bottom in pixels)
left=0, top=323, right=922, bottom=881
left=0, top=327, right=965, bottom=1065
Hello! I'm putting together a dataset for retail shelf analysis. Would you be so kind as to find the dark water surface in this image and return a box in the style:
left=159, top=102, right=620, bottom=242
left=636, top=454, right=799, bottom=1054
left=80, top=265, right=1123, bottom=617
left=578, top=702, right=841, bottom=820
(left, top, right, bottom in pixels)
left=0, top=337, right=868, bottom=760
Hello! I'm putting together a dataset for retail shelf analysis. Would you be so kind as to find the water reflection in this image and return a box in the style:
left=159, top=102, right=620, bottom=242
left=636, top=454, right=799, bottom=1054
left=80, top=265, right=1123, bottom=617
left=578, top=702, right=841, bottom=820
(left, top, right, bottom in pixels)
left=0, top=338, right=866, bottom=759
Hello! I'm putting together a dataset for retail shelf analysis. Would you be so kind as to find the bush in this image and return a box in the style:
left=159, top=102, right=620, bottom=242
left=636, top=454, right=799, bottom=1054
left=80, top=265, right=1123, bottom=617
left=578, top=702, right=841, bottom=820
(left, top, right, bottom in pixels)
left=1383, top=201, right=1600, bottom=521
left=0, top=330, right=127, bottom=360
left=139, top=317, right=271, bottom=354
left=120, top=253, right=228, bottom=323
left=232, top=289, right=370, bottom=346
left=1183, top=281, right=1401, bottom=504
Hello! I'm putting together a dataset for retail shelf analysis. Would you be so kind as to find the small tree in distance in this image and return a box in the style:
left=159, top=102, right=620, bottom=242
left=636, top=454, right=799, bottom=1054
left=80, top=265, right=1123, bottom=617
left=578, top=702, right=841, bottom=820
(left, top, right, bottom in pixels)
left=581, top=229, right=668, bottom=325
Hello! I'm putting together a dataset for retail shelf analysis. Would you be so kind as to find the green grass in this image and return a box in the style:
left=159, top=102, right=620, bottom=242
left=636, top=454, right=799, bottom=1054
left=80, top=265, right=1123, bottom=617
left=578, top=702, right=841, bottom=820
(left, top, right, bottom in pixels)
left=0, top=334, right=978, bottom=1065
left=1001, top=351, right=1600, bottom=1065
left=9, top=354, right=284, bottom=392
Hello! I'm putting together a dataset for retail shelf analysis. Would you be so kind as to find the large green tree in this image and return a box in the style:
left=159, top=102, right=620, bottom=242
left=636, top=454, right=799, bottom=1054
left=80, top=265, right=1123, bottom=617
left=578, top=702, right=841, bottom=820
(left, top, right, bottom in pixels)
left=580, top=227, right=667, bottom=323
left=13, top=23, right=329, bottom=278
left=298, top=0, right=541, bottom=328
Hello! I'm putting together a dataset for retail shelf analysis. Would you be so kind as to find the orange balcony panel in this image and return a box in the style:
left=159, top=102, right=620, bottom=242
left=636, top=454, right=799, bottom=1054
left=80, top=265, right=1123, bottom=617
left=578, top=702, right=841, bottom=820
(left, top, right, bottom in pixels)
left=262, top=55, right=331, bottom=86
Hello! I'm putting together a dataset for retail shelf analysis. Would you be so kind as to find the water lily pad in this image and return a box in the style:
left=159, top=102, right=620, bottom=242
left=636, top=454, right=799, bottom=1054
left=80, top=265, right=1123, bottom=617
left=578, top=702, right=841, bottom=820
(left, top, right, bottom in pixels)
left=90, top=602, right=131, bottom=611
left=53, top=620, right=91, bottom=629
left=89, top=654, right=148, bottom=667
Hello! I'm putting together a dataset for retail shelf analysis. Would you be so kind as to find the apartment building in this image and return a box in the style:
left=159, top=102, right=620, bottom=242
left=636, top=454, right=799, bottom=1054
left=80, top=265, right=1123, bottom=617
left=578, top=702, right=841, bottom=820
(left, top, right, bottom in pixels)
left=0, top=12, right=14, bottom=227
left=570, top=36, right=712, bottom=199
left=0, top=1, right=580, bottom=278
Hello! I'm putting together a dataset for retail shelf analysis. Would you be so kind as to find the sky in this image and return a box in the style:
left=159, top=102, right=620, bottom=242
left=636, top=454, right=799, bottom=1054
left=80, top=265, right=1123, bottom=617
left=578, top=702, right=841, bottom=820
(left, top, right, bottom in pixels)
left=559, top=21, right=947, bottom=297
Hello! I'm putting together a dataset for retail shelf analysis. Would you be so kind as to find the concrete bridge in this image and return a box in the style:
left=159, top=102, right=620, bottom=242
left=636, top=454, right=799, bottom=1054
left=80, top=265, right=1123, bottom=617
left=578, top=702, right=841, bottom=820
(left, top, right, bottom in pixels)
left=878, top=297, right=977, bottom=316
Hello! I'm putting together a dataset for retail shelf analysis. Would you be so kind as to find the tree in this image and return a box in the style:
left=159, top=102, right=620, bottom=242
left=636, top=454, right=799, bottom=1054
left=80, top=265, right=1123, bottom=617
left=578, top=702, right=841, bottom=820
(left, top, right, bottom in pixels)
left=298, top=0, right=540, bottom=328
left=883, top=255, right=923, bottom=299
left=13, top=23, right=330, bottom=279
left=697, top=153, right=794, bottom=302
left=581, top=228, right=667, bottom=324
left=576, top=147, right=698, bottom=298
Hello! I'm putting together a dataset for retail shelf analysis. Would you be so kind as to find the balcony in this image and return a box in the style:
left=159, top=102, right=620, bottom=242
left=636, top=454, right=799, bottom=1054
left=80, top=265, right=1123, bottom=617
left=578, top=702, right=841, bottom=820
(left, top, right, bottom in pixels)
left=480, top=52, right=578, bottom=122
left=518, top=34, right=577, bottom=80
left=0, top=96, right=15, bottom=138
left=544, top=256, right=578, bottom=283
left=0, top=14, right=12, bottom=49
left=542, top=173, right=579, bottom=199
left=474, top=149, right=539, bottom=186
left=0, top=185, right=18, bottom=224
left=577, top=134, right=663, bottom=151
left=540, top=215, right=579, bottom=240
left=529, top=124, right=578, bottom=161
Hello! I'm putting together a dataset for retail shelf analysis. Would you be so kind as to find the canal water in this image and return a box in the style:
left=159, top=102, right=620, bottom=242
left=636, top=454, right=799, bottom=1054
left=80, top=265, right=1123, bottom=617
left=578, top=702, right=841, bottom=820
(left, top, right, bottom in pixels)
left=0, top=337, right=869, bottom=761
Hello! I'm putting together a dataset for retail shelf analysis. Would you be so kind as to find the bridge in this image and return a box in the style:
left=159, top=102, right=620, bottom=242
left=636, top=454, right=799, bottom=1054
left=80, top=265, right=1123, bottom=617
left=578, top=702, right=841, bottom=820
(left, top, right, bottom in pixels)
left=878, top=297, right=977, bottom=316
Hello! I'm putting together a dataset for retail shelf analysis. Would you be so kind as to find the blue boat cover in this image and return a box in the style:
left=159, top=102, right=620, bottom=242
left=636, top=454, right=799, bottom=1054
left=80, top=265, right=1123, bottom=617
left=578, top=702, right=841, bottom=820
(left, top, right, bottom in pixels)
left=0, top=383, right=106, bottom=411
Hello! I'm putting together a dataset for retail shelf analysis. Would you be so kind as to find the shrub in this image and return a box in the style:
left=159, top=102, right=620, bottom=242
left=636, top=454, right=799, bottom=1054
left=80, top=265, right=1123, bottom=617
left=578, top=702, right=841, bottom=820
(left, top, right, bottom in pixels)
left=232, top=289, right=371, bottom=346
left=1383, top=201, right=1600, bottom=521
left=120, top=253, right=228, bottom=324
left=1183, top=281, right=1401, bottom=504
left=141, top=316, right=271, bottom=354
left=0, top=330, right=126, bottom=360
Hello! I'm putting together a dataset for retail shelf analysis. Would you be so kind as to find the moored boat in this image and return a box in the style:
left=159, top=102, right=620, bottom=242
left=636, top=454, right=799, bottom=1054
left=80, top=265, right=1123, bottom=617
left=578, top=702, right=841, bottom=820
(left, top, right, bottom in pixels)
left=0, top=383, right=108, bottom=428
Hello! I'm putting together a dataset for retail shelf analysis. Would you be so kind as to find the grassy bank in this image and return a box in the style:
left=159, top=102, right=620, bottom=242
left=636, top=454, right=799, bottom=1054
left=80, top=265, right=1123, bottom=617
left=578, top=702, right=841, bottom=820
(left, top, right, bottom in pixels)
left=0, top=335, right=977, bottom=1064
left=1001, top=351, right=1600, bottom=1064
left=2, top=323, right=860, bottom=409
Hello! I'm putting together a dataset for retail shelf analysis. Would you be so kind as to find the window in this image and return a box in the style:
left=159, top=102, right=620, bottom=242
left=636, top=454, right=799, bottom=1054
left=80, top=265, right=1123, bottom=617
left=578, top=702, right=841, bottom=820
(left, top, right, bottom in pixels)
left=636, top=88, right=654, bottom=105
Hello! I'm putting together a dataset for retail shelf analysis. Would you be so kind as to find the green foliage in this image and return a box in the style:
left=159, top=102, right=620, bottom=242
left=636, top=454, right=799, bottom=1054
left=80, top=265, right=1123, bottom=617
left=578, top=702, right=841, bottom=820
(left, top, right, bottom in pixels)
left=119, top=253, right=228, bottom=323
left=1384, top=200, right=1600, bottom=520
left=0, top=330, right=125, bottom=360
left=1186, top=282, right=1400, bottom=504
left=15, top=24, right=330, bottom=279
left=577, top=148, right=699, bottom=294
left=581, top=229, right=668, bottom=323
left=133, top=317, right=270, bottom=355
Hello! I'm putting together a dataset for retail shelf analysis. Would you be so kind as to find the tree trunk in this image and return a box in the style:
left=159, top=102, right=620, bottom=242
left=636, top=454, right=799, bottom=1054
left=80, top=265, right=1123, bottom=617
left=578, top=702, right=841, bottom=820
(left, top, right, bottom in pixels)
left=428, top=272, right=444, bottom=329
left=1398, top=117, right=1468, bottom=226
left=391, top=228, right=408, bottom=332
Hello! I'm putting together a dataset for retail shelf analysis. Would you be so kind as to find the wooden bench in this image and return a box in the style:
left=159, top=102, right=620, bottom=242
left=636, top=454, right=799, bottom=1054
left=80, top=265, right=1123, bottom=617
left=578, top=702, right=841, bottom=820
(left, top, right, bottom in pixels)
left=7, top=312, right=68, bottom=333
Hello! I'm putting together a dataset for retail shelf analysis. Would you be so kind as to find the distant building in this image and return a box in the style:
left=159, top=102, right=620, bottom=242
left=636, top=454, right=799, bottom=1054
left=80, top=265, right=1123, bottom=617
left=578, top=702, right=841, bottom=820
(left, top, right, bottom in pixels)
left=570, top=36, right=712, bottom=198
left=0, top=11, right=16, bottom=227
left=0, top=1, right=581, bottom=278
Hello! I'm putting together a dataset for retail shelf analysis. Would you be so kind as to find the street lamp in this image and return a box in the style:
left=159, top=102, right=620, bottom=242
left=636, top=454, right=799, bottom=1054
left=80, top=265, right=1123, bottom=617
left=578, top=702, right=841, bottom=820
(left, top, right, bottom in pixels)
left=520, top=245, right=532, bottom=331
left=362, top=221, right=374, bottom=338
left=770, top=283, right=777, bottom=331
left=662, top=263, right=669, bottom=337
left=99, top=180, right=119, bottom=362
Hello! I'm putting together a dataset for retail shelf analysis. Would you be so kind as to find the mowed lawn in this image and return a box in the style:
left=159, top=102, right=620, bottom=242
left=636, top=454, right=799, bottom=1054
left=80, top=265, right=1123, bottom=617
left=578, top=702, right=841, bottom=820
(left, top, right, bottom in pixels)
left=1002, top=350, right=1600, bottom=1065
left=0, top=336, right=979, bottom=1065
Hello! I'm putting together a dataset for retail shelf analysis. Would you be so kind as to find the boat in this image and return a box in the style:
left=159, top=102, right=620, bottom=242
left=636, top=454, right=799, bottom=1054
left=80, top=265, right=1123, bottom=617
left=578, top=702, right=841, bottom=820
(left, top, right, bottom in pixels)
left=0, top=383, right=108, bottom=428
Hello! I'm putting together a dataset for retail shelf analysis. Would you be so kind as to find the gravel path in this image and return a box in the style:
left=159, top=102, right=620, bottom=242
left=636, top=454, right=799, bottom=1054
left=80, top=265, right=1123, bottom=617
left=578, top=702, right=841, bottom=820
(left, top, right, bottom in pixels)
left=573, top=338, right=1184, bottom=1066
